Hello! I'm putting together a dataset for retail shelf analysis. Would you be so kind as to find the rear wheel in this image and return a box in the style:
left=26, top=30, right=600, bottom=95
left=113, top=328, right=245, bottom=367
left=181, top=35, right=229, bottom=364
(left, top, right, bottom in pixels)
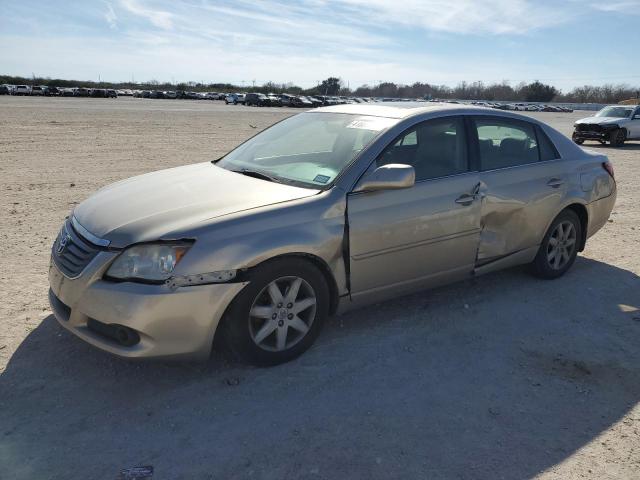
left=571, top=132, right=584, bottom=145
left=609, top=128, right=625, bottom=147
left=530, top=210, right=581, bottom=279
left=220, top=258, right=329, bottom=366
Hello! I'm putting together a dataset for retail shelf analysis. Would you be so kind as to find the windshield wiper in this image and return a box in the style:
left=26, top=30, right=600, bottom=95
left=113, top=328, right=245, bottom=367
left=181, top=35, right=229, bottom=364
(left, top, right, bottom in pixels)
left=232, top=168, right=281, bottom=183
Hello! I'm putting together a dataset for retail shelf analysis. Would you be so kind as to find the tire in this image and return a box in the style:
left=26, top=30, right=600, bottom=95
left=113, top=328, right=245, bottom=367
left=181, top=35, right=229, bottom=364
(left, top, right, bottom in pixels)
left=609, top=128, right=625, bottom=148
left=571, top=132, right=584, bottom=145
left=530, top=209, right=582, bottom=279
left=219, top=258, right=330, bottom=366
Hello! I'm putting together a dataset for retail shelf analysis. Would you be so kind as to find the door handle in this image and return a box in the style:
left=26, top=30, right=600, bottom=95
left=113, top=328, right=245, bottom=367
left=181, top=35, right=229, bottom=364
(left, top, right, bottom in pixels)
left=547, top=178, right=564, bottom=188
left=455, top=194, right=475, bottom=206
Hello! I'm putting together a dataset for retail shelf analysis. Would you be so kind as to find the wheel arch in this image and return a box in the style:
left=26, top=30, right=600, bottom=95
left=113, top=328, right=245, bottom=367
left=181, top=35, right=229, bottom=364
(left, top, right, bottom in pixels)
left=562, top=203, right=589, bottom=252
left=246, top=253, right=341, bottom=315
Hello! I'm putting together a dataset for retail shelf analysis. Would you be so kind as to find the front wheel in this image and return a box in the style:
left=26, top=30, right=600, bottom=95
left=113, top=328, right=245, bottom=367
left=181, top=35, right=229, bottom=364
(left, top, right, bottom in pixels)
left=219, top=259, right=329, bottom=366
left=609, top=128, right=625, bottom=148
left=571, top=132, right=584, bottom=145
left=530, top=210, right=581, bottom=279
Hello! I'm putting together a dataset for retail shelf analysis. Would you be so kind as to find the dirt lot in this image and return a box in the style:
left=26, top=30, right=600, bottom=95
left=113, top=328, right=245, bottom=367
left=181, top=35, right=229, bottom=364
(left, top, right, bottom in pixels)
left=1, top=97, right=639, bottom=479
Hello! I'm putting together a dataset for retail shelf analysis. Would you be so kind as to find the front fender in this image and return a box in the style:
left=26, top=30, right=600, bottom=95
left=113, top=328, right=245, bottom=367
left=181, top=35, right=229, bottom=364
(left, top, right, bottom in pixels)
left=171, top=189, right=349, bottom=296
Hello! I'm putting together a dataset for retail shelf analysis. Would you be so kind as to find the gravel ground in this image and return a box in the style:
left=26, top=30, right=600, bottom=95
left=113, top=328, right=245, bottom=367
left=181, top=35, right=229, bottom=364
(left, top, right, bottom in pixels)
left=0, top=97, right=639, bottom=479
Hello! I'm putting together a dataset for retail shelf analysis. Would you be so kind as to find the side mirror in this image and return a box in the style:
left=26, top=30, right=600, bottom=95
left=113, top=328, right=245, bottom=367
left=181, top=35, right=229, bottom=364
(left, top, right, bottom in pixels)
left=354, top=164, right=415, bottom=192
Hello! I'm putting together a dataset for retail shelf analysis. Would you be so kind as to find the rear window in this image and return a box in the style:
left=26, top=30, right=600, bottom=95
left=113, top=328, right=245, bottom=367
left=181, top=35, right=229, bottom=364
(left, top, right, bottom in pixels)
left=536, top=126, right=560, bottom=161
left=473, top=117, right=540, bottom=170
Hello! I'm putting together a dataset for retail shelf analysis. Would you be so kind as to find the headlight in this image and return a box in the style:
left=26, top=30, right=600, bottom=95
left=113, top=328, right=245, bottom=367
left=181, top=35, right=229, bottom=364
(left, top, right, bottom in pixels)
left=106, top=243, right=192, bottom=282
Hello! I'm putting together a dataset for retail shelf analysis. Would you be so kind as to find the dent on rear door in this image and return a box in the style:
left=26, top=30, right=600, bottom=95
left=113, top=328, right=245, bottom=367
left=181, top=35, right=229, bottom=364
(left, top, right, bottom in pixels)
left=477, top=163, right=568, bottom=262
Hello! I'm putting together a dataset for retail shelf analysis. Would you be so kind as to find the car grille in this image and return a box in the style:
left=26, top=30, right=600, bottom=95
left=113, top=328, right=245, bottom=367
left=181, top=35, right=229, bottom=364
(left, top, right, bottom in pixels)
left=576, top=124, right=602, bottom=133
left=52, top=219, right=102, bottom=278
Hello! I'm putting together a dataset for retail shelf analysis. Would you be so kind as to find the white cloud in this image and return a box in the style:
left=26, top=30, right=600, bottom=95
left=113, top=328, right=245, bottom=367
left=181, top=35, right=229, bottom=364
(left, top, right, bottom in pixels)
left=104, top=2, right=118, bottom=30
left=588, top=0, right=640, bottom=13
left=120, top=0, right=173, bottom=30
left=334, top=0, right=569, bottom=35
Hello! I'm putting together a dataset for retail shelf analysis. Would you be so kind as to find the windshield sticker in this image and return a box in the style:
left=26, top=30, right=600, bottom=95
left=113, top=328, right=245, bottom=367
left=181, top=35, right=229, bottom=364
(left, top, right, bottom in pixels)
left=313, top=174, right=330, bottom=184
left=346, top=117, right=396, bottom=131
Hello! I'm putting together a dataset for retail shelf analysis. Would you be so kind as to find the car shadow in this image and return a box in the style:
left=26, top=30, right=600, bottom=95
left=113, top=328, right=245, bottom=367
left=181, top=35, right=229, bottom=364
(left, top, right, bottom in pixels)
left=1, top=257, right=639, bottom=479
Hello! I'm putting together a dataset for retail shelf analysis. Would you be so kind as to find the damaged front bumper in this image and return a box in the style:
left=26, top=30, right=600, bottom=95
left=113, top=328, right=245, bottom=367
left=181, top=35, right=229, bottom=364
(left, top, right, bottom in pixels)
left=48, top=253, right=248, bottom=360
left=572, top=124, right=617, bottom=141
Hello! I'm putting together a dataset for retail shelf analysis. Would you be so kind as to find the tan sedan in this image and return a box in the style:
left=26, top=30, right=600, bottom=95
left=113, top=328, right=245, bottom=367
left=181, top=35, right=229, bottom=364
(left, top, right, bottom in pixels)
left=48, top=103, right=616, bottom=365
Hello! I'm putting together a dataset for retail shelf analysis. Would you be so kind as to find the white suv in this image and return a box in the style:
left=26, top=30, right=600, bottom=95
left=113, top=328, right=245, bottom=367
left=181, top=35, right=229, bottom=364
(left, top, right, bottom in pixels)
left=13, top=85, right=31, bottom=95
left=573, top=105, right=640, bottom=147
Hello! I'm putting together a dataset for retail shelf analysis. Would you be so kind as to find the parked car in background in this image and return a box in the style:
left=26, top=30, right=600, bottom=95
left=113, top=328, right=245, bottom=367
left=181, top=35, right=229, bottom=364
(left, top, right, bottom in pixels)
left=225, top=93, right=246, bottom=105
left=294, top=96, right=313, bottom=108
left=278, top=94, right=296, bottom=107
left=30, top=85, right=47, bottom=96
left=279, top=94, right=312, bottom=108
left=0, top=84, right=11, bottom=95
left=304, top=96, right=323, bottom=107
left=60, top=88, right=75, bottom=97
left=573, top=105, right=640, bottom=147
left=267, top=94, right=282, bottom=106
left=48, top=103, right=616, bottom=366
left=74, top=88, right=90, bottom=97
left=179, top=91, right=200, bottom=100
left=14, top=85, right=32, bottom=95
left=106, top=89, right=117, bottom=98
left=45, top=86, right=61, bottom=96
left=90, top=89, right=107, bottom=98
left=245, top=93, right=271, bottom=107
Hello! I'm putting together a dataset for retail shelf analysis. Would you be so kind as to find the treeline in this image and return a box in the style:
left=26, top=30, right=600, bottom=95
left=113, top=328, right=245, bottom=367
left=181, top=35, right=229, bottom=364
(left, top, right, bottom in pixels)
left=1, top=74, right=638, bottom=104
left=354, top=80, right=639, bottom=103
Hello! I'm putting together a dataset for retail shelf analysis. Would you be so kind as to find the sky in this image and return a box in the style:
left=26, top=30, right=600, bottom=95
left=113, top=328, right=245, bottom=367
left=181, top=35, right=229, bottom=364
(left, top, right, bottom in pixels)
left=1, top=0, right=639, bottom=92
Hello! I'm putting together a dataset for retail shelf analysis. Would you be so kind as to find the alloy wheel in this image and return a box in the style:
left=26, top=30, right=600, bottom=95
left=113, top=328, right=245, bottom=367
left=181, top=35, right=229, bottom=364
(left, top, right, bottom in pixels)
left=248, top=276, right=317, bottom=352
left=546, top=221, right=577, bottom=270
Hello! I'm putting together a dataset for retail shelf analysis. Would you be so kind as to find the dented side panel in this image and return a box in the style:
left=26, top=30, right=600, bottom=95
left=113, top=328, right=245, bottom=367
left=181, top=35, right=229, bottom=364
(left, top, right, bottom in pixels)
left=477, top=161, right=569, bottom=261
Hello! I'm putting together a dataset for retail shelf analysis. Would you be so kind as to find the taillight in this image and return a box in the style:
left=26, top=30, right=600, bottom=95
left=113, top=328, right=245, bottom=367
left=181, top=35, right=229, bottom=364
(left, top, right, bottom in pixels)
left=603, top=161, right=614, bottom=179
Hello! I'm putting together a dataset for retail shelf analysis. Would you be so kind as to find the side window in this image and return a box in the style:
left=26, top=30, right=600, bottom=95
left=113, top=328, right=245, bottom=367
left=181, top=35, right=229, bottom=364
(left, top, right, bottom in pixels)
left=395, top=131, right=417, bottom=146
left=474, top=118, right=540, bottom=170
left=536, top=126, right=560, bottom=161
left=378, top=117, right=468, bottom=181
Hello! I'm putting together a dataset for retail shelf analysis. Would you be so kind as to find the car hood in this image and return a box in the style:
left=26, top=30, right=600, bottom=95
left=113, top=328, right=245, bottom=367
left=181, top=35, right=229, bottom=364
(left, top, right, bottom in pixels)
left=73, top=162, right=319, bottom=247
left=575, top=116, right=624, bottom=126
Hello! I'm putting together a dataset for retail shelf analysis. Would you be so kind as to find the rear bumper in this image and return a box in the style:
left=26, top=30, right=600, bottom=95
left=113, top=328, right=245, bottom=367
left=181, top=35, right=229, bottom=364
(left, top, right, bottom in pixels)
left=48, top=254, right=248, bottom=360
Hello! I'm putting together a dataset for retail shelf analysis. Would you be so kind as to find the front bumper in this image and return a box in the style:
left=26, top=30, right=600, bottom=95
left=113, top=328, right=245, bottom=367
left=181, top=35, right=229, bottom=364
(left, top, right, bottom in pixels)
left=573, top=125, right=616, bottom=141
left=48, top=253, right=248, bottom=360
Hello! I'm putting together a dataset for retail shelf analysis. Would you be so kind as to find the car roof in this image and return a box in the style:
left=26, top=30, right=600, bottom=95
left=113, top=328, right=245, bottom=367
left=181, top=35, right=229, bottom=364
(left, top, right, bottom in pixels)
left=315, top=102, right=493, bottom=119
left=314, top=101, right=550, bottom=122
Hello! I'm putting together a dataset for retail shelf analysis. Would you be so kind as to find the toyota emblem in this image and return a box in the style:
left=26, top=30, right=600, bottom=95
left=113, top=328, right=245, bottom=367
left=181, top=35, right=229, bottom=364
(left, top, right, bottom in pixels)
left=56, top=231, right=71, bottom=256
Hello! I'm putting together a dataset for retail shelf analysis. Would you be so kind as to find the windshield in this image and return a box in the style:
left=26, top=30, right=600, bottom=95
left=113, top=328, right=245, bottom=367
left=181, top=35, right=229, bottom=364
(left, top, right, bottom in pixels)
left=216, top=112, right=398, bottom=188
left=596, top=106, right=633, bottom=118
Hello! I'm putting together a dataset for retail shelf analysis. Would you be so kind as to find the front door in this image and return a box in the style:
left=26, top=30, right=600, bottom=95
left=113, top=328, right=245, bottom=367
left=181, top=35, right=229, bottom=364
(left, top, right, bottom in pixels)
left=347, top=116, right=482, bottom=302
left=628, top=107, right=640, bottom=139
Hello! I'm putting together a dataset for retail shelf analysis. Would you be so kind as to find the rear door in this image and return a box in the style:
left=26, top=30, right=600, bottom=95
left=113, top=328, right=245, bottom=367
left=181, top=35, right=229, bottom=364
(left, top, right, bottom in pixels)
left=470, top=116, right=567, bottom=262
left=347, top=116, right=482, bottom=301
